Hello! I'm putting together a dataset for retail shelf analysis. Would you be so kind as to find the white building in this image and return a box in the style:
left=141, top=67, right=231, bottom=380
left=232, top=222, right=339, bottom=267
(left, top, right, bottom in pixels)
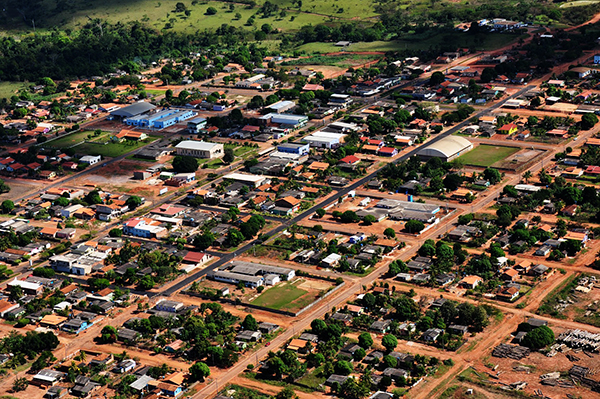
left=80, top=155, right=101, bottom=165
left=224, top=172, right=269, bottom=188
left=175, top=141, right=224, bottom=159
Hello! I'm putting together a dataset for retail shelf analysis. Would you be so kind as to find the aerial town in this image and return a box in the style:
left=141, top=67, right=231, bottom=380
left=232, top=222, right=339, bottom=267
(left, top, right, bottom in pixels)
left=4, top=1, right=600, bottom=399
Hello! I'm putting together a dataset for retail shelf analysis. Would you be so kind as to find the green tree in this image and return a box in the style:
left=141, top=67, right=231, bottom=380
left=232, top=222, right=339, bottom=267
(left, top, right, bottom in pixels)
left=334, top=360, right=353, bottom=375
left=109, top=228, right=123, bottom=237
left=242, top=314, right=258, bottom=331
left=405, top=220, right=425, bottom=233
left=206, top=6, right=218, bottom=14
left=381, top=334, right=398, bottom=352
left=193, top=231, right=215, bottom=250
left=12, top=377, right=28, bottom=392
left=172, top=155, right=199, bottom=173
left=316, top=208, right=326, bottom=218
left=358, top=332, right=373, bottom=349
left=126, top=196, right=143, bottom=209
left=55, top=196, right=70, bottom=207
left=189, top=362, right=210, bottom=381
left=522, top=326, right=554, bottom=350
left=100, top=325, right=118, bottom=343
left=276, top=387, right=298, bottom=399
left=223, top=147, right=235, bottom=164
left=383, top=228, right=396, bottom=238
left=581, top=113, right=598, bottom=130
left=1, top=200, right=14, bottom=214
left=362, top=215, right=377, bottom=225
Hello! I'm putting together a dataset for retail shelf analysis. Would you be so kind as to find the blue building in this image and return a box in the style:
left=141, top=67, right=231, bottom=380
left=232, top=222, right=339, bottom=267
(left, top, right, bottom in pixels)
left=61, top=319, right=92, bottom=334
left=124, top=109, right=196, bottom=129
left=276, top=142, right=310, bottom=155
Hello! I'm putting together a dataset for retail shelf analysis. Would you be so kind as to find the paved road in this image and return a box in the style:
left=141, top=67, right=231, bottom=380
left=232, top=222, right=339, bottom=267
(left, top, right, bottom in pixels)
left=162, top=85, right=533, bottom=297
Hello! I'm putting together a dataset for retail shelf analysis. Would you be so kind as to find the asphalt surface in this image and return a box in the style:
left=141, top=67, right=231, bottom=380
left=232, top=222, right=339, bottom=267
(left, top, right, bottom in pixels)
left=161, top=85, right=533, bottom=296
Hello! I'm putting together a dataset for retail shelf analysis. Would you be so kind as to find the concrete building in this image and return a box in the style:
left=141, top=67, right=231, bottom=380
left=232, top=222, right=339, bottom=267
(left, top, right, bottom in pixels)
left=175, top=141, right=224, bottom=159
left=110, top=101, right=156, bottom=120
left=417, top=136, right=473, bottom=162
left=187, top=117, right=207, bottom=134
left=277, top=142, right=310, bottom=155
left=259, top=113, right=308, bottom=129
left=267, top=100, right=295, bottom=114
left=223, top=172, right=269, bottom=188
left=125, top=109, right=196, bottom=129
left=79, top=155, right=101, bottom=165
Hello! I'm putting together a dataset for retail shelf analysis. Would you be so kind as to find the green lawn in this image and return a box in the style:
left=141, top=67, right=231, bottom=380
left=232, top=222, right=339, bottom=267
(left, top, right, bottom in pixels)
left=296, top=366, right=326, bottom=390
left=458, top=144, right=520, bottom=167
left=251, top=280, right=310, bottom=311
left=47, top=130, right=159, bottom=158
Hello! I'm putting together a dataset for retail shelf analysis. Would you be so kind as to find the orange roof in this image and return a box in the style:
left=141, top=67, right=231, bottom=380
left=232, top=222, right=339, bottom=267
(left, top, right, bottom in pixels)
left=503, top=268, right=519, bottom=277
left=0, top=300, right=16, bottom=314
left=280, top=196, right=300, bottom=206
left=288, top=338, right=307, bottom=350
left=164, top=371, right=185, bottom=385
left=41, top=314, right=68, bottom=326
left=60, top=284, right=78, bottom=295
left=308, top=162, right=329, bottom=171
left=40, top=227, right=59, bottom=236
left=461, top=275, right=483, bottom=285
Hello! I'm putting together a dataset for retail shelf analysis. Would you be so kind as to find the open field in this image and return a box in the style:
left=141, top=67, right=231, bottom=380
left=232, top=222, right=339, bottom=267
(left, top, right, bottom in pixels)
left=251, top=278, right=328, bottom=312
left=46, top=130, right=159, bottom=158
left=298, top=32, right=525, bottom=54
left=0, top=82, right=27, bottom=99
left=23, top=0, right=334, bottom=33
left=458, top=145, right=521, bottom=167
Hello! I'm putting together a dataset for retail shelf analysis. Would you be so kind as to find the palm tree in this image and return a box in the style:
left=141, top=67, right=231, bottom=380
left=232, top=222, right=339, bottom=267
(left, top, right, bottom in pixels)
left=523, top=170, right=532, bottom=183
left=74, top=351, right=86, bottom=362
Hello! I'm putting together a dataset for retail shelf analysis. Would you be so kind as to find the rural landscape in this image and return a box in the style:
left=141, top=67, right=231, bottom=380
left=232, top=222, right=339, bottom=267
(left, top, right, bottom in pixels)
left=4, top=0, right=600, bottom=399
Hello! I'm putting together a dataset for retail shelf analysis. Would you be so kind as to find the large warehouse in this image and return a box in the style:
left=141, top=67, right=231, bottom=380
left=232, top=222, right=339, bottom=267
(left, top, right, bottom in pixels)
left=417, top=136, right=473, bottom=162
left=109, top=101, right=156, bottom=120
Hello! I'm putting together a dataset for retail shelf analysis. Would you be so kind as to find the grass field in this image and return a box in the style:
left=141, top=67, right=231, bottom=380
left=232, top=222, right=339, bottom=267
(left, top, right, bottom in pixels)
left=0, top=82, right=28, bottom=100
left=251, top=280, right=312, bottom=311
left=46, top=130, right=159, bottom=158
left=458, top=145, right=520, bottom=167
left=297, top=32, right=524, bottom=54
left=31, top=0, right=334, bottom=33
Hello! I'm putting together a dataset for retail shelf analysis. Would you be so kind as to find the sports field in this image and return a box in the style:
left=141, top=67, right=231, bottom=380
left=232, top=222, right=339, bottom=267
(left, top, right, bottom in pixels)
left=458, top=145, right=520, bottom=167
left=251, top=279, right=322, bottom=313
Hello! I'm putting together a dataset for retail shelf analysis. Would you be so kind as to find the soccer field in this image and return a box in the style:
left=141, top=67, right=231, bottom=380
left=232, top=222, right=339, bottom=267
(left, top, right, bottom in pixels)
left=458, top=145, right=520, bottom=167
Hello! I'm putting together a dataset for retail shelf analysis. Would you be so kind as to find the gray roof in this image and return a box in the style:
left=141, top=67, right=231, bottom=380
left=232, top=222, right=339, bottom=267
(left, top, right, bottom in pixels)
left=130, top=375, right=154, bottom=390
left=110, top=101, right=156, bottom=118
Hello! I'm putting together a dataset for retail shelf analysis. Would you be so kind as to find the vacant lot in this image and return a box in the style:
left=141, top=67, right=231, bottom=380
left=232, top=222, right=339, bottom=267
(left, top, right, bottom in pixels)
left=458, top=145, right=520, bottom=167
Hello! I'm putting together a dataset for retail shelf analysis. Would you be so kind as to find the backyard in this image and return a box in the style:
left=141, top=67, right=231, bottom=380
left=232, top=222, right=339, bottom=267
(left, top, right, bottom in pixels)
left=458, top=145, right=520, bottom=167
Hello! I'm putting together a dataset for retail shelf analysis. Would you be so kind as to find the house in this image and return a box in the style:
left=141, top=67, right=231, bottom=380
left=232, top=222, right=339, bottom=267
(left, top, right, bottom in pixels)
left=258, top=322, right=280, bottom=334
left=501, top=268, right=519, bottom=281
left=530, top=264, right=549, bottom=277
left=496, top=285, right=520, bottom=301
left=0, top=300, right=19, bottom=318
left=32, top=369, right=64, bottom=387
left=562, top=204, right=578, bottom=217
left=182, top=251, right=211, bottom=266
left=321, top=253, right=342, bottom=268
left=422, top=328, right=444, bottom=342
left=287, top=338, right=310, bottom=353
left=498, top=123, right=518, bottom=135
left=378, top=147, right=398, bottom=157
left=165, top=339, right=185, bottom=353
left=325, top=374, right=349, bottom=387
left=236, top=330, right=262, bottom=342
left=370, top=319, right=392, bottom=333
left=80, top=155, right=101, bottom=165
left=459, top=275, right=483, bottom=289
left=157, top=382, right=183, bottom=397
left=114, top=359, right=137, bottom=373
left=155, top=300, right=184, bottom=313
